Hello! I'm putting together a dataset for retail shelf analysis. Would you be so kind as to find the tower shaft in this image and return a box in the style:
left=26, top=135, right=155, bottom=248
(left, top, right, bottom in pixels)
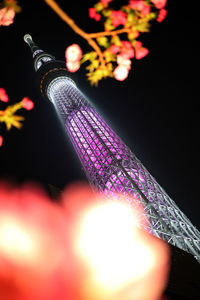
left=48, top=77, right=200, bottom=260
left=24, top=35, right=200, bottom=262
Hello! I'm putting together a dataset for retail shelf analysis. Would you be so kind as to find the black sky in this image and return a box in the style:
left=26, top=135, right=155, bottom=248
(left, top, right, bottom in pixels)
left=0, top=0, right=200, bottom=229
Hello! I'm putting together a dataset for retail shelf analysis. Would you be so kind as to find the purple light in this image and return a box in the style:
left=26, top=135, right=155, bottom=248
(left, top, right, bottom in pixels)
left=23, top=34, right=200, bottom=261
left=47, top=77, right=200, bottom=259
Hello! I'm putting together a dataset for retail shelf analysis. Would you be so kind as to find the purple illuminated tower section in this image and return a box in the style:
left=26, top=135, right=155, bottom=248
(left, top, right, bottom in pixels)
left=24, top=35, right=200, bottom=261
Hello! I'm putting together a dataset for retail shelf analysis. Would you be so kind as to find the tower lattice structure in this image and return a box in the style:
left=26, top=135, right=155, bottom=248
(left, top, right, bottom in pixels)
left=24, top=34, right=200, bottom=261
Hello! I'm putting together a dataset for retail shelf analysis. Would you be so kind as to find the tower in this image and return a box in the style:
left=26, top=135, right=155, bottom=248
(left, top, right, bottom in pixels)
left=24, top=34, right=200, bottom=262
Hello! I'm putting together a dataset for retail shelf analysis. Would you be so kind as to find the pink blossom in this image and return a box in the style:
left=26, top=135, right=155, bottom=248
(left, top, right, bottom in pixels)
left=65, top=44, right=82, bottom=73
left=88, top=8, right=101, bottom=21
left=66, top=61, right=81, bottom=72
left=113, top=65, right=129, bottom=81
left=130, top=0, right=145, bottom=10
left=100, top=0, right=112, bottom=4
left=141, top=5, right=151, bottom=16
left=135, top=41, right=142, bottom=48
left=157, top=8, right=167, bottom=22
left=117, top=55, right=131, bottom=70
left=121, top=48, right=134, bottom=60
left=110, top=10, right=127, bottom=27
left=129, top=0, right=151, bottom=16
left=121, top=41, right=132, bottom=49
left=21, top=97, right=34, bottom=110
left=0, top=7, right=15, bottom=26
left=89, top=8, right=96, bottom=18
left=134, top=41, right=149, bottom=59
left=0, top=136, right=3, bottom=147
left=121, top=41, right=135, bottom=59
left=94, top=13, right=101, bottom=21
left=135, top=46, right=149, bottom=59
left=65, top=44, right=82, bottom=63
left=109, top=45, right=121, bottom=54
left=0, top=88, right=9, bottom=102
left=151, top=0, right=167, bottom=9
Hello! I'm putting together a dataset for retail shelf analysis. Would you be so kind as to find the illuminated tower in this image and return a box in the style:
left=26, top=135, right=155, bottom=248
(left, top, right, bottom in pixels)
left=24, top=34, right=200, bottom=261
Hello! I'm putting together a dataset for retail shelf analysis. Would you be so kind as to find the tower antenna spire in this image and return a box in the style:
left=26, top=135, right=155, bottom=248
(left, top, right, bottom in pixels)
left=23, top=34, right=55, bottom=71
left=24, top=34, right=39, bottom=53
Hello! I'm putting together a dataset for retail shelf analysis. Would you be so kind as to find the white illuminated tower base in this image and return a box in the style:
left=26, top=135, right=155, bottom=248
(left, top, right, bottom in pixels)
left=24, top=35, right=200, bottom=261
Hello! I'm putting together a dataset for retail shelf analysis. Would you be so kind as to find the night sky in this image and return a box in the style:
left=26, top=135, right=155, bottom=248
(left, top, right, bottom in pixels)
left=0, top=1, right=200, bottom=230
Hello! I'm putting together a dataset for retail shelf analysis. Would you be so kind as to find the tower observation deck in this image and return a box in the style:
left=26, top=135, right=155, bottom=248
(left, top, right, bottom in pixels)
left=24, top=34, right=200, bottom=262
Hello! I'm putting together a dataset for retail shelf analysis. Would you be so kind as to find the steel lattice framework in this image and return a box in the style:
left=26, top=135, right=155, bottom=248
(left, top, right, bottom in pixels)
left=24, top=35, right=200, bottom=261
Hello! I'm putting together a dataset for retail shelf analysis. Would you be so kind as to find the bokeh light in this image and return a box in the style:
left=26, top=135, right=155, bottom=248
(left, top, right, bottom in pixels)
left=0, top=181, right=170, bottom=300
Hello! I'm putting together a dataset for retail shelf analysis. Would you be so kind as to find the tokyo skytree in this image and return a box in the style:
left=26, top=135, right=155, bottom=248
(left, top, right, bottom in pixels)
left=24, top=34, right=200, bottom=261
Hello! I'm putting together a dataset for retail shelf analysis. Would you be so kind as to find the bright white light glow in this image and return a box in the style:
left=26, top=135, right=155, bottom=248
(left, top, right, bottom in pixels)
left=77, top=201, right=155, bottom=292
left=0, top=217, right=37, bottom=263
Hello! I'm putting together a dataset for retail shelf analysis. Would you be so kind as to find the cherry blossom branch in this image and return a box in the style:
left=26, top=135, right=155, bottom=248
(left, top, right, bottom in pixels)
left=44, top=0, right=167, bottom=85
left=44, top=0, right=89, bottom=39
left=44, top=0, right=105, bottom=67
left=0, top=88, right=34, bottom=146
left=88, top=28, right=130, bottom=39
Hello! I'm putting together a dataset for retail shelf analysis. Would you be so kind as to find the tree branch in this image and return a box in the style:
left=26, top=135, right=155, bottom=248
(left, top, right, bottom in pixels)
left=88, top=28, right=131, bottom=39
left=44, top=0, right=106, bottom=67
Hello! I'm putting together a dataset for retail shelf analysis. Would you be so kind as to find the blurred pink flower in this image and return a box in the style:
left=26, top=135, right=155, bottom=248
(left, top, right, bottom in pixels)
left=0, top=182, right=69, bottom=300
left=157, top=8, right=167, bottom=22
left=129, top=0, right=151, bottom=16
left=117, top=55, right=131, bottom=70
left=100, top=0, right=112, bottom=4
left=113, top=65, right=129, bottom=81
left=110, top=10, right=127, bottom=27
left=21, top=97, right=34, bottom=110
left=135, top=41, right=149, bottom=59
left=135, top=47, right=149, bottom=59
left=0, top=88, right=9, bottom=102
left=88, top=8, right=101, bottom=21
left=135, top=41, right=142, bottom=48
left=141, top=5, right=151, bottom=16
left=89, top=7, right=96, bottom=18
left=0, top=181, right=169, bottom=300
left=0, top=136, right=3, bottom=147
left=121, top=41, right=132, bottom=49
left=121, top=41, right=135, bottom=59
left=65, top=44, right=82, bottom=73
left=65, top=44, right=82, bottom=63
left=66, top=61, right=81, bottom=72
left=108, top=45, right=121, bottom=54
left=151, top=0, right=167, bottom=9
left=0, top=7, right=15, bottom=26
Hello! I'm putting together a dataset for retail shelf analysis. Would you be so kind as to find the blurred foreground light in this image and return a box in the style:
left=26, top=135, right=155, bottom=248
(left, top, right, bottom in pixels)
left=0, top=182, right=69, bottom=300
left=67, top=188, right=170, bottom=300
left=0, top=182, right=169, bottom=300
left=76, top=201, right=153, bottom=290
left=0, top=217, right=37, bottom=263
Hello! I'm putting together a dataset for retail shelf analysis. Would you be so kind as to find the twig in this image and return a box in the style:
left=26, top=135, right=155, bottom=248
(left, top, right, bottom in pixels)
left=44, top=0, right=106, bottom=67
left=88, top=28, right=131, bottom=39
